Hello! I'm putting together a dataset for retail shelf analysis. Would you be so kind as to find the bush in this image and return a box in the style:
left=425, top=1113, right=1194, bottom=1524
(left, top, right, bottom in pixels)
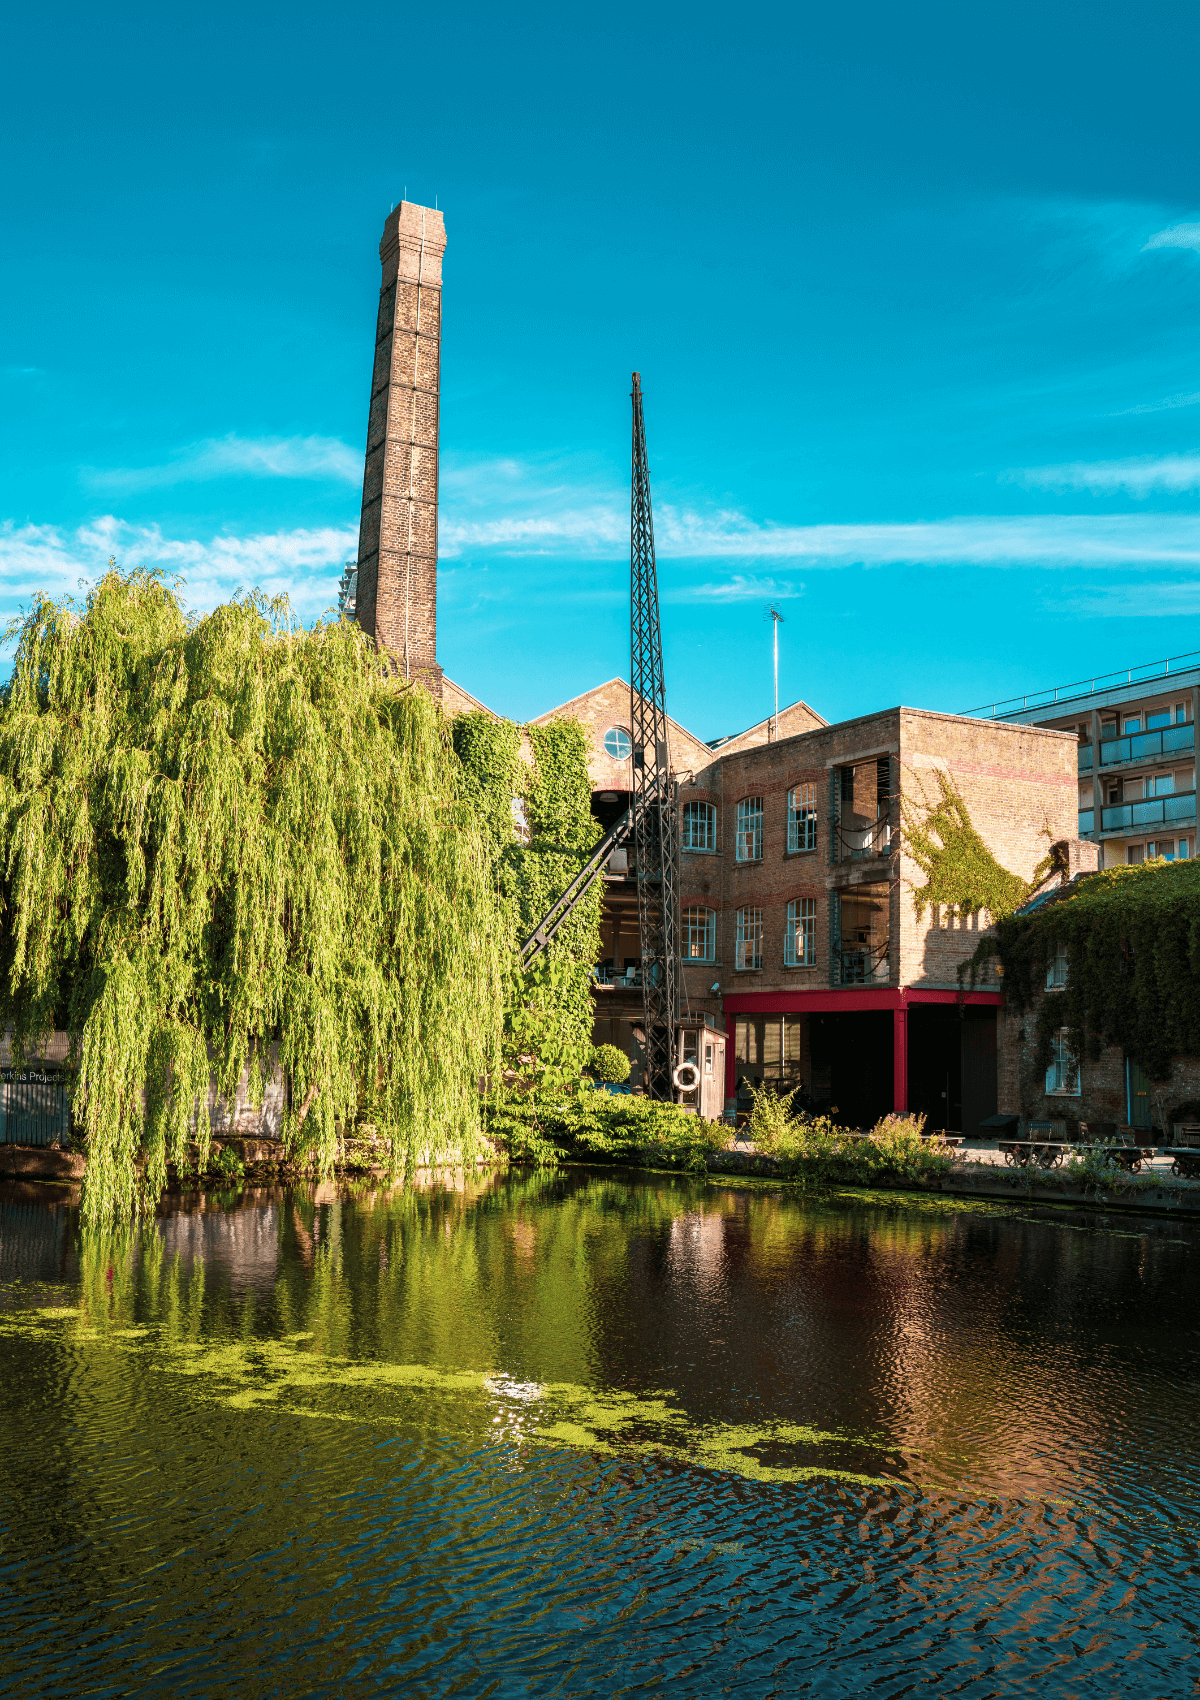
left=590, top=1044, right=631, bottom=1084
left=485, top=1082, right=723, bottom=1172
left=742, top=1084, right=954, bottom=1187
left=211, top=1144, right=245, bottom=1183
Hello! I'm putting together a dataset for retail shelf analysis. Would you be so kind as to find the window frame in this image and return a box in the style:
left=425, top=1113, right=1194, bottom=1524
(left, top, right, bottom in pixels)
left=734, top=905, right=763, bottom=970
left=1045, top=1029, right=1080, bottom=1097
left=784, top=897, right=817, bottom=967
left=681, top=800, right=717, bottom=853
left=1045, top=943, right=1068, bottom=989
left=681, top=905, right=716, bottom=963
left=786, top=783, right=817, bottom=853
left=735, top=797, right=764, bottom=863
left=602, top=726, right=632, bottom=761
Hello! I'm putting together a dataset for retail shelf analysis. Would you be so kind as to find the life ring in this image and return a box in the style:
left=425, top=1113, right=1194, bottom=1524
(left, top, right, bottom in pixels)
left=672, top=1061, right=701, bottom=1091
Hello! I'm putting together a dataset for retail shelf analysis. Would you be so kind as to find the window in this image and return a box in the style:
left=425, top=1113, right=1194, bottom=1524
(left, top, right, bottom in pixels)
left=1123, top=715, right=1141, bottom=734
left=735, top=797, right=763, bottom=861
left=1178, top=703, right=1191, bottom=725
left=1045, top=943, right=1068, bottom=989
left=681, top=800, right=716, bottom=852
left=1181, top=840, right=1191, bottom=859
left=1147, top=841, right=1175, bottom=861
left=787, top=784, right=817, bottom=852
left=603, top=726, right=632, bottom=761
left=1152, top=774, right=1175, bottom=797
left=1046, top=1030, right=1080, bottom=1096
left=1127, top=844, right=1144, bottom=865
left=735, top=906, right=763, bottom=970
left=682, top=906, right=715, bottom=961
left=784, top=898, right=816, bottom=966
left=1147, top=708, right=1171, bottom=731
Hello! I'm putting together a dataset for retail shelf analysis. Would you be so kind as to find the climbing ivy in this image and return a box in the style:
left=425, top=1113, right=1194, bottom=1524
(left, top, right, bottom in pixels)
left=0, top=568, right=507, bottom=1225
left=903, top=769, right=1051, bottom=922
left=452, top=711, right=602, bottom=1090
left=995, top=859, right=1200, bottom=1083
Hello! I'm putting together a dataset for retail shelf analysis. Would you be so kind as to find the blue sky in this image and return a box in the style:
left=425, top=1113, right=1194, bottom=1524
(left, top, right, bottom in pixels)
left=3, top=2, right=1200, bottom=738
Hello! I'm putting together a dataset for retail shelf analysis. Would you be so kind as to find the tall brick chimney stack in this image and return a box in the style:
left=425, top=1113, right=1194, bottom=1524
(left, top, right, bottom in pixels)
left=353, top=201, right=446, bottom=697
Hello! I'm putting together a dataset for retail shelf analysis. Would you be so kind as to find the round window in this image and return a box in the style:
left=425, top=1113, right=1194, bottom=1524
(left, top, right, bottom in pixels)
left=603, top=726, right=632, bottom=761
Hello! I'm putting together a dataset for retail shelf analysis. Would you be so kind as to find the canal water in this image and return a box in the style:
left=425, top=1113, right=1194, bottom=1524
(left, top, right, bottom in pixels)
left=1, top=1169, right=1198, bottom=1697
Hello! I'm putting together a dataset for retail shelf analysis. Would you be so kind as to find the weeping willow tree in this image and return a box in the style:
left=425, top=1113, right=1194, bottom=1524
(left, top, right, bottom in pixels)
left=0, top=568, right=506, bottom=1225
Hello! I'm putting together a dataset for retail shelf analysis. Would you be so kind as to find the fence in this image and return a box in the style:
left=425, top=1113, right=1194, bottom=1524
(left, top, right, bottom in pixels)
left=0, top=1067, right=71, bottom=1146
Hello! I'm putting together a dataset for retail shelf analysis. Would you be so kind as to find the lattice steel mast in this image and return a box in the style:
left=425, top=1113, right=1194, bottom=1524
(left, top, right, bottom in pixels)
left=630, top=373, right=681, bottom=1101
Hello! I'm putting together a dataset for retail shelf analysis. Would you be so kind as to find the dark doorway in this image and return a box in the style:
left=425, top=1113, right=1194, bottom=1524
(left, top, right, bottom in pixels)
left=809, top=1010, right=893, bottom=1130
left=907, top=1005, right=996, bottom=1137
left=907, top=1005, right=962, bottom=1135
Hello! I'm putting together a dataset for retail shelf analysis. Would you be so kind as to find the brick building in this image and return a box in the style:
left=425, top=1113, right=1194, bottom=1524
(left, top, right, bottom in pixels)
left=515, top=679, right=1082, bottom=1134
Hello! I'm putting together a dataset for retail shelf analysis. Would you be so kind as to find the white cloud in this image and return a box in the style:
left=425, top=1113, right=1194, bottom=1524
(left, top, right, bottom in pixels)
left=1143, top=222, right=1200, bottom=254
left=1111, top=390, right=1200, bottom=417
left=0, top=517, right=357, bottom=641
left=83, top=434, right=362, bottom=492
left=1008, top=455, right=1200, bottom=496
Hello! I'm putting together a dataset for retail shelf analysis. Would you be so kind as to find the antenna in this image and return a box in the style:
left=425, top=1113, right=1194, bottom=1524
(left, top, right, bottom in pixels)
left=765, top=605, right=785, bottom=740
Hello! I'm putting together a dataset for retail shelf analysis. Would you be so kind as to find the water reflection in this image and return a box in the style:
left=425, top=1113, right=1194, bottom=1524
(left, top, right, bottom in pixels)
left=1, top=1169, right=1198, bottom=1696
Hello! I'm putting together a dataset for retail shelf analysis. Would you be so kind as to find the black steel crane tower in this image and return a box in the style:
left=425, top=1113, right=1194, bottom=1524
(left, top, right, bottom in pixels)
left=629, top=373, right=681, bottom=1099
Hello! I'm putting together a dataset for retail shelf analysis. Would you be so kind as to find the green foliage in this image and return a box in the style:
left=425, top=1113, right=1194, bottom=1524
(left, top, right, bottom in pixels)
left=743, top=1082, right=953, bottom=1186
left=0, top=568, right=506, bottom=1226
left=590, top=1044, right=630, bottom=1083
left=996, top=858, right=1200, bottom=1083
left=453, top=711, right=602, bottom=1092
left=211, top=1144, right=245, bottom=1183
left=904, top=769, right=1049, bottom=922
left=485, top=1083, right=725, bottom=1171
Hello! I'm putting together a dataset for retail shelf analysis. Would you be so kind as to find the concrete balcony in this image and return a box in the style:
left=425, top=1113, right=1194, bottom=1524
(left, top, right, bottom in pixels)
left=1098, top=723, right=1194, bottom=769
left=1099, top=790, right=1196, bottom=834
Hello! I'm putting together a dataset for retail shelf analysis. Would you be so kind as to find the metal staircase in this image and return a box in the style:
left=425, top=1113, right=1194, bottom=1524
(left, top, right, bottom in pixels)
left=519, top=801, right=640, bottom=971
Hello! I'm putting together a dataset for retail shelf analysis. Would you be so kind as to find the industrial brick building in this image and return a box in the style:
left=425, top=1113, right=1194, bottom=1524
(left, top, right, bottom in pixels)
left=348, top=199, right=1094, bottom=1135
left=526, top=683, right=1080, bottom=1133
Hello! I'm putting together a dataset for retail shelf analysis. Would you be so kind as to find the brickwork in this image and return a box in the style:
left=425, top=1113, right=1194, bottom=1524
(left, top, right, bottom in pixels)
left=997, top=993, right=1200, bottom=1134
left=354, top=202, right=446, bottom=697
left=529, top=678, right=715, bottom=793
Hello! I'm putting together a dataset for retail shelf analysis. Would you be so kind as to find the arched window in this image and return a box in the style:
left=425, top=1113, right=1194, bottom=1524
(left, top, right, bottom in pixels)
left=735, top=907, right=763, bottom=970
left=682, top=801, right=716, bottom=852
left=787, top=784, right=817, bottom=853
left=682, top=906, right=715, bottom=962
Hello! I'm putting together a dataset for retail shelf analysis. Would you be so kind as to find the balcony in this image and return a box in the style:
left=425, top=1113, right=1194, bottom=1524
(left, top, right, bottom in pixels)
left=1100, top=791, right=1196, bottom=833
left=1079, top=809, right=1094, bottom=835
left=1099, top=724, right=1194, bottom=768
left=835, top=817, right=893, bottom=862
left=1078, top=745, right=1093, bottom=772
left=836, top=944, right=890, bottom=985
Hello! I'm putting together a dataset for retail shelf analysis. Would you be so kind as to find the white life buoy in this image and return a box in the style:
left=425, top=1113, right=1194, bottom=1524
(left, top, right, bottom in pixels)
left=672, top=1061, right=701, bottom=1091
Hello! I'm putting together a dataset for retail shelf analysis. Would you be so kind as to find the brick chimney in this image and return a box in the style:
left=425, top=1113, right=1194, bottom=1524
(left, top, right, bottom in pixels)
left=354, top=201, right=446, bottom=696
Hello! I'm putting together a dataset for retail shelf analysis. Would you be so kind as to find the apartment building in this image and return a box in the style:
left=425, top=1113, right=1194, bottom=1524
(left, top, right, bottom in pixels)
left=534, top=681, right=1081, bottom=1135
left=963, top=651, right=1199, bottom=869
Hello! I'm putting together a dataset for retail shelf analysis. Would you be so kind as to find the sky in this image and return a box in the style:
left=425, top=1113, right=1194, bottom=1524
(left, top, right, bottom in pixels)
left=3, top=1, right=1200, bottom=739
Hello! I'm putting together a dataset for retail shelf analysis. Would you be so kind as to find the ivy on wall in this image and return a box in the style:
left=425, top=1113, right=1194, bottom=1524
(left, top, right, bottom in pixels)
left=903, top=769, right=1051, bottom=922
left=995, top=859, right=1200, bottom=1084
left=453, top=712, right=602, bottom=1087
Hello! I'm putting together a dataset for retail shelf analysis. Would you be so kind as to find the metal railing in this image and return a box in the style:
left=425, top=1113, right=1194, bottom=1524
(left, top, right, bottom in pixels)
left=1099, top=724, right=1194, bottom=767
left=962, top=649, right=1200, bottom=720
left=836, top=818, right=892, bottom=862
left=1100, top=791, right=1196, bottom=833
left=836, top=943, right=890, bottom=985
left=0, top=1067, right=71, bottom=1147
left=1078, top=745, right=1093, bottom=771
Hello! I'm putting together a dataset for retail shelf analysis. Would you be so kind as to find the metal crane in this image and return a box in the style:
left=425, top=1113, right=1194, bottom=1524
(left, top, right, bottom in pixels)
left=518, top=374, right=682, bottom=1099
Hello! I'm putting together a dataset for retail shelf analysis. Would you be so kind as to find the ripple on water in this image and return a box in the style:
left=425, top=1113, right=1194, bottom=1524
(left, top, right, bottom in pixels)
left=0, top=1171, right=1198, bottom=1697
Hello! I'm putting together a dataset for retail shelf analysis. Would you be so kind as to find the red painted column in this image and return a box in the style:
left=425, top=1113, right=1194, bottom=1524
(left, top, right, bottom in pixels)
left=893, top=1005, right=908, bottom=1112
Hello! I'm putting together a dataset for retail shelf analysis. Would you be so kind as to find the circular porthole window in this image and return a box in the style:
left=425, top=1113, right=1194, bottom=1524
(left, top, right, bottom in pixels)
left=603, top=726, right=633, bottom=761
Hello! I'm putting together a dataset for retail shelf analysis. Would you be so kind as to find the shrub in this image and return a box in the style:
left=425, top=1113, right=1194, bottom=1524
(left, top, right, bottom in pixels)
left=590, top=1044, right=631, bottom=1084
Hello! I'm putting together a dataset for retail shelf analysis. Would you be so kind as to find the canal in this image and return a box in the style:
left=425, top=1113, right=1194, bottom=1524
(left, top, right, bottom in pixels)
left=1, top=1169, right=1197, bottom=1695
